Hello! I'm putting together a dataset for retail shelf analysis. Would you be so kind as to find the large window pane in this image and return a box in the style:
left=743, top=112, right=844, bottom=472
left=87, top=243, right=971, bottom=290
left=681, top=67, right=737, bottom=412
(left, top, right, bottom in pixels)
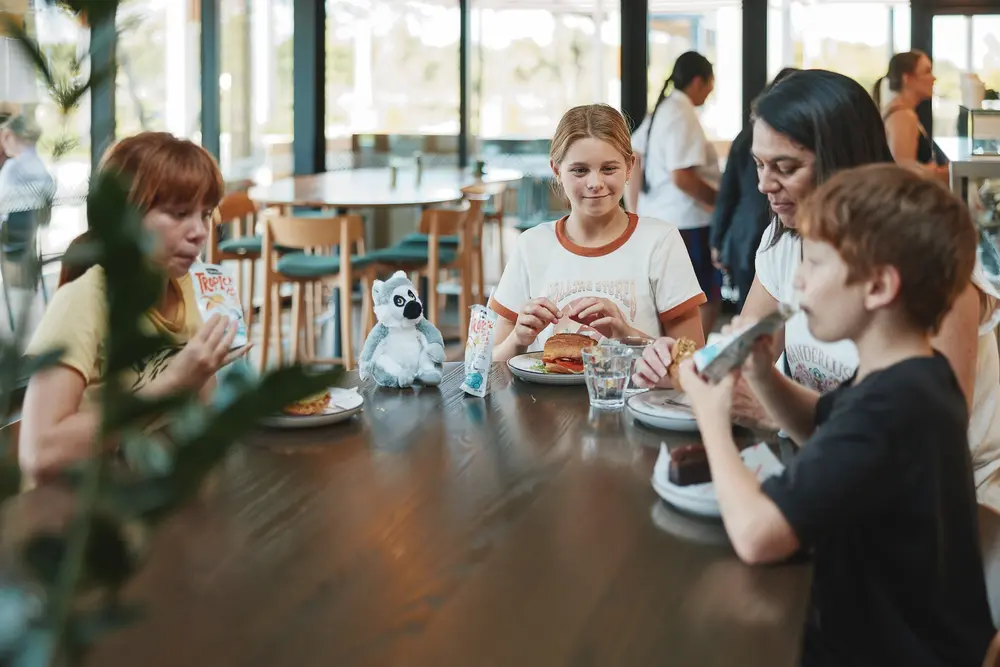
left=931, top=15, right=970, bottom=138
left=325, top=0, right=459, bottom=171
left=471, top=0, right=620, bottom=141
left=115, top=0, right=201, bottom=141
left=219, top=0, right=294, bottom=182
left=648, top=1, right=742, bottom=140
left=768, top=0, right=907, bottom=97
left=973, top=15, right=1000, bottom=95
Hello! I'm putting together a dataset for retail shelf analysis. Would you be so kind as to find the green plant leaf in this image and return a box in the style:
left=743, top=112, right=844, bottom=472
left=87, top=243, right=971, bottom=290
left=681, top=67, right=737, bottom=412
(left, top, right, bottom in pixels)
left=2, top=18, right=54, bottom=91
left=101, top=390, right=192, bottom=434
left=8, top=627, right=54, bottom=667
left=21, top=534, right=65, bottom=589
left=67, top=602, right=143, bottom=650
left=83, top=514, right=135, bottom=591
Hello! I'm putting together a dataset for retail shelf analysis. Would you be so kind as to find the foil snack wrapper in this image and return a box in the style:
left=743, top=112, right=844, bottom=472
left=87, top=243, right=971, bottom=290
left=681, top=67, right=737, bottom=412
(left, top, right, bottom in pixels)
left=693, top=304, right=796, bottom=383
left=190, top=262, right=249, bottom=349
left=462, top=305, right=499, bottom=397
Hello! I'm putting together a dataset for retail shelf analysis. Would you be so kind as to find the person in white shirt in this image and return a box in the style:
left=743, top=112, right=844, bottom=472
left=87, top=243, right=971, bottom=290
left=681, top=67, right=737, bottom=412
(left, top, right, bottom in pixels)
left=489, top=104, right=706, bottom=362
left=626, top=51, right=721, bottom=333
left=634, top=69, right=1000, bottom=512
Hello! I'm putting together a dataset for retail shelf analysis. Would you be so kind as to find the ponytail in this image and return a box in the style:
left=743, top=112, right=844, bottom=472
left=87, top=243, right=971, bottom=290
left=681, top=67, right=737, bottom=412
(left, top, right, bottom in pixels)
left=641, top=76, right=674, bottom=194
left=872, top=76, right=885, bottom=110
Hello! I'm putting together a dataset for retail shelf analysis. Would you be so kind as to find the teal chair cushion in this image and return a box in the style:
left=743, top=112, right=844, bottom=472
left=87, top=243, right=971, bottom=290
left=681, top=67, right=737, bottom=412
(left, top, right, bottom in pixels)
left=366, top=244, right=457, bottom=265
left=217, top=235, right=262, bottom=255
left=276, top=253, right=373, bottom=279
left=399, top=233, right=460, bottom=247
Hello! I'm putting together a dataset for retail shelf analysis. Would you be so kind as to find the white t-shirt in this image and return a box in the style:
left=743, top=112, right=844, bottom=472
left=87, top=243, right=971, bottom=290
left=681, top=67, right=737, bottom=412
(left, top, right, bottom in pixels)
left=631, top=91, right=721, bottom=230
left=488, top=213, right=706, bottom=352
left=755, top=228, right=1000, bottom=507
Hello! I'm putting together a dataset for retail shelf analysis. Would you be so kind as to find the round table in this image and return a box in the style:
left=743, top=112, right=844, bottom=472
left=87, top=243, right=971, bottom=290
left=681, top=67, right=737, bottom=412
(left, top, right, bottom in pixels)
left=249, top=167, right=523, bottom=210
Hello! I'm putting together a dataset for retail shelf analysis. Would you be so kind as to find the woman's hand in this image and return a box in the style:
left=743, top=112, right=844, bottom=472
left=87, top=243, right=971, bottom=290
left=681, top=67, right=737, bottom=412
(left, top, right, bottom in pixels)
left=632, top=337, right=677, bottom=390
left=511, top=298, right=561, bottom=349
left=721, top=316, right=775, bottom=384
left=678, top=360, right=736, bottom=425
left=154, top=314, right=250, bottom=395
left=563, top=297, right=634, bottom=340
left=710, top=247, right=726, bottom=271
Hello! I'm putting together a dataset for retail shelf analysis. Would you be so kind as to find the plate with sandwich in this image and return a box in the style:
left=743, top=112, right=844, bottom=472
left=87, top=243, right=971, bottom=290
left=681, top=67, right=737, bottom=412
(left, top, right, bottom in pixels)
left=507, top=332, right=595, bottom=385
left=626, top=337, right=699, bottom=431
left=651, top=442, right=785, bottom=518
left=259, top=387, right=364, bottom=428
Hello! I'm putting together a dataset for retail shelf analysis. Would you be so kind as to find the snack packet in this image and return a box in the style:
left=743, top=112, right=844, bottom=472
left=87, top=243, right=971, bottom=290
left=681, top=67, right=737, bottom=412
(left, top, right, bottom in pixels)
left=692, top=304, right=796, bottom=383
left=461, top=304, right=499, bottom=397
left=190, top=262, right=249, bottom=349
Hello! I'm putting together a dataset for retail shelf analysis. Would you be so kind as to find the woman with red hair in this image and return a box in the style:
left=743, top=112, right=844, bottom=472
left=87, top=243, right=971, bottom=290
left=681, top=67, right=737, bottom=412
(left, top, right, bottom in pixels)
left=20, top=132, right=250, bottom=482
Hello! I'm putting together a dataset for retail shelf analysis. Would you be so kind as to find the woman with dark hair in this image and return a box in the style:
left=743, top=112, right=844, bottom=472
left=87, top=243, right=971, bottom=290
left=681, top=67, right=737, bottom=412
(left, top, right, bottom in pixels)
left=874, top=50, right=948, bottom=180
left=626, top=51, right=721, bottom=331
left=709, top=67, right=798, bottom=310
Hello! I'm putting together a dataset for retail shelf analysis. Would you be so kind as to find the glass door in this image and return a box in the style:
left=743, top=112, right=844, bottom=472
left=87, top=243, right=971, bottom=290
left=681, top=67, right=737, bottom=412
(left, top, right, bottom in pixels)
left=931, top=13, right=1000, bottom=138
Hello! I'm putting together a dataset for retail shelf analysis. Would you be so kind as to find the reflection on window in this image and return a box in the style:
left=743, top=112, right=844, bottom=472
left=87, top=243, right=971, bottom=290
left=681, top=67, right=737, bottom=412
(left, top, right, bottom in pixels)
left=931, top=14, right=1000, bottom=138
left=471, top=0, right=620, bottom=141
left=220, top=0, right=294, bottom=182
left=325, top=0, right=460, bottom=170
left=647, top=1, right=742, bottom=140
left=768, top=0, right=910, bottom=99
left=115, top=0, right=201, bottom=141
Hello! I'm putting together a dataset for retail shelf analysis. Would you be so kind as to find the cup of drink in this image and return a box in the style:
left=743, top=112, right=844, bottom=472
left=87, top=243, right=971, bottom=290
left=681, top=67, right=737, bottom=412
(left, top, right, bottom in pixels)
left=611, top=335, right=654, bottom=395
left=582, top=343, right=632, bottom=409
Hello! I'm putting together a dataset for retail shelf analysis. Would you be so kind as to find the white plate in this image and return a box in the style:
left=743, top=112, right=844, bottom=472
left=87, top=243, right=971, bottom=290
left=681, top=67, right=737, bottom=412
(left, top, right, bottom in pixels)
left=259, top=387, right=364, bottom=429
left=626, top=390, right=699, bottom=432
left=650, top=442, right=786, bottom=518
left=507, top=353, right=586, bottom=386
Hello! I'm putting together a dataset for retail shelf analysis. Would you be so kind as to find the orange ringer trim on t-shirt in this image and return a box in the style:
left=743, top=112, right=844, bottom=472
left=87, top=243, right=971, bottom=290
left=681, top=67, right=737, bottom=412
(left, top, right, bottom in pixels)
left=658, top=292, right=707, bottom=326
left=555, top=212, right=639, bottom=257
left=489, top=297, right=518, bottom=323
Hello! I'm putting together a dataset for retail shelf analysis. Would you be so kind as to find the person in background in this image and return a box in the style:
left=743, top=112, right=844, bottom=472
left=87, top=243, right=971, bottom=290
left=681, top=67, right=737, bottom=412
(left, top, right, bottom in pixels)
left=19, top=132, right=250, bottom=483
left=627, top=51, right=721, bottom=333
left=680, top=164, right=996, bottom=666
left=710, top=67, right=798, bottom=311
left=873, top=50, right=949, bottom=181
left=489, top=104, right=706, bottom=363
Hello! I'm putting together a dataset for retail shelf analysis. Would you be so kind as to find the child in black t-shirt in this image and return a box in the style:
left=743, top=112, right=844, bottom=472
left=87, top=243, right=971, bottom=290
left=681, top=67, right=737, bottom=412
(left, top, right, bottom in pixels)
left=675, top=164, right=996, bottom=666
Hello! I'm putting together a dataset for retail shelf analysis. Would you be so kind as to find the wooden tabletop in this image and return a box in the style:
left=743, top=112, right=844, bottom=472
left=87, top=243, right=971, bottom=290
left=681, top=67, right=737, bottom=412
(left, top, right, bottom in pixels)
left=250, top=167, right=524, bottom=209
left=2, top=363, right=814, bottom=667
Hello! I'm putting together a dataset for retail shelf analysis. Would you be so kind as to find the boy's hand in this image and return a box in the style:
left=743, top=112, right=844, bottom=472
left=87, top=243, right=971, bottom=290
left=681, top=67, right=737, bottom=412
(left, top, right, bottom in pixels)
left=721, top=316, right=776, bottom=384
left=678, top=359, right=736, bottom=425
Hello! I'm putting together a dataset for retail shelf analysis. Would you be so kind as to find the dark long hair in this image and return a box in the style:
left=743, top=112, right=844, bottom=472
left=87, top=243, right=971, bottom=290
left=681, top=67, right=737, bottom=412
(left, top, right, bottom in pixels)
left=641, top=51, right=714, bottom=193
left=872, top=50, right=927, bottom=109
left=751, top=69, right=894, bottom=246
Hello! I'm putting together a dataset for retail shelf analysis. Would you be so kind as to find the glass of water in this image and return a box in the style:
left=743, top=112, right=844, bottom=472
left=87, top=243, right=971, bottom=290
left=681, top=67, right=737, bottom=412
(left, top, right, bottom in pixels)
left=612, top=336, right=654, bottom=395
left=582, top=344, right=633, bottom=409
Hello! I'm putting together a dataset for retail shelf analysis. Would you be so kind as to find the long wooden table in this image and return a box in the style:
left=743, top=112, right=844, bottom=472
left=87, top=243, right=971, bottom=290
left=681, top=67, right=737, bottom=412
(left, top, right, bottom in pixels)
left=3, top=363, right=815, bottom=666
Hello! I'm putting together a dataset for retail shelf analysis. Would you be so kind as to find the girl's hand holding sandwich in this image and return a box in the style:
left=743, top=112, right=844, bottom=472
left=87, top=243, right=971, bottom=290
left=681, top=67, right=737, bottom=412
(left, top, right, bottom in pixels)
left=632, top=337, right=697, bottom=390
left=563, top=297, right=638, bottom=340
left=512, top=297, right=562, bottom=348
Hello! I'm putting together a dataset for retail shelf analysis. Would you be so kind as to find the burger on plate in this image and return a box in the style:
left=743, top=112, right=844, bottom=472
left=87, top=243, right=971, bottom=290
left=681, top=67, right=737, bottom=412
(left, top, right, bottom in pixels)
left=541, top=333, right=596, bottom=374
left=282, top=390, right=332, bottom=416
left=668, top=337, right=698, bottom=389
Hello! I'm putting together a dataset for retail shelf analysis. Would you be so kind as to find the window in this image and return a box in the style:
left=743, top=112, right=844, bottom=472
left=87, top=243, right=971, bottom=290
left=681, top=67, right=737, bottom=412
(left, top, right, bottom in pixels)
left=931, top=14, right=1000, bottom=137
left=768, top=0, right=910, bottom=98
left=325, top=0, right=459, bottom=170
left=647, top=1, right=743, bottom=140
left=115, top=0, right=201, bottom=141
left=471, top=0, right=621, bottom=141
left=219, top=0, right=294, bottom=182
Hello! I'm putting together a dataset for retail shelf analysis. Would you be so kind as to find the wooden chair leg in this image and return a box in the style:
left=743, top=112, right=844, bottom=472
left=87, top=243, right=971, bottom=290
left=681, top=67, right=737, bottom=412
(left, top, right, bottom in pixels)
left=476, top=246, right=485, bottom=305
left=291, top=283, right=303, bottom=363
left=259, top=278, right=272, bottom=373
left=245, top=257, right=256, bottom=342
left=274, top=285, right=285, bottom=368
left=361, top=274, right=373, bottom=338
left=460, top=261, right=471, bottom=343
left=304, top=282, right=315, bottom=360
left=340, top=274, right=353, bottom=371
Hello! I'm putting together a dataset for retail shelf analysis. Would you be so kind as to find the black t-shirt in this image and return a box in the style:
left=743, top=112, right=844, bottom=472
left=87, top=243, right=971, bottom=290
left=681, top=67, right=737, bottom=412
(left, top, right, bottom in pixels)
left=761, top=353, right=995, bottom=667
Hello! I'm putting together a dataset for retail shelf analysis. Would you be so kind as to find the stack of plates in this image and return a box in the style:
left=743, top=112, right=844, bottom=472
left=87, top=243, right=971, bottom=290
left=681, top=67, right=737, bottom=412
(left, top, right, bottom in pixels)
left=626, top=390, right=698, bottom=432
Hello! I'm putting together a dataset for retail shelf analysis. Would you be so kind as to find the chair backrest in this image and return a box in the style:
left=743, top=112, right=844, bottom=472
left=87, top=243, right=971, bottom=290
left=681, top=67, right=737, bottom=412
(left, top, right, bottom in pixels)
left=209, top=192, right=258, bottom=263
left=263, top=213, right=365, bottom=253
left=464, top=180, right=507, bottom=215
left=418, top=197, right=484, bottom=250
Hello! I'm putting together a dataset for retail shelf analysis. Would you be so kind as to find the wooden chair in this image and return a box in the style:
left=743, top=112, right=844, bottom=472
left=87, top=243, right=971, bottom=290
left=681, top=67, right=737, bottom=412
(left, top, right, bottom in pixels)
left=259, top=213, right=374, bottom=372
left=480, top=181, right=509, bottom=282
left=367, top=197, right=484, bottom=340
left=208, top=192, right=261, bottom=340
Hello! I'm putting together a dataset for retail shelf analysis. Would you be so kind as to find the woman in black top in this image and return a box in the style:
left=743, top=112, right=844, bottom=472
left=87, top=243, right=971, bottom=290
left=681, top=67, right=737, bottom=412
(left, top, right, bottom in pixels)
left=873, top=50, right=949, bottom=181
left=710, top=68, right=797, bottom=310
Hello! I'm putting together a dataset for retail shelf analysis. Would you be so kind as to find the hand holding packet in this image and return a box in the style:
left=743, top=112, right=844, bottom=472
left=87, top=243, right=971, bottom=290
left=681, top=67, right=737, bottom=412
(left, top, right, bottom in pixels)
left=692, top=304, right=796, bottom=383
left=189, top=262, right=249, bottom=349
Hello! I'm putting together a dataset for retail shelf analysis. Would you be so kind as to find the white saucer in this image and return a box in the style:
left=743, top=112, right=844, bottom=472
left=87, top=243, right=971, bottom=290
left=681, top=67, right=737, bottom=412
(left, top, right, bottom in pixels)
left=259, top=387, right=364, bottom=429
left=507, top=353, right=585, bottom=386
left=650, top=442, right=785, bottom=518
left=626, top=390, right=699, bottom=432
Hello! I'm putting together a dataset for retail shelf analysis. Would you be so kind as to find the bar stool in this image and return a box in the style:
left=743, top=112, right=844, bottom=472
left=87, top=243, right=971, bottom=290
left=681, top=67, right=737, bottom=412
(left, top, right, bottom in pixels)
left=259, top=213, right=374, bottom=372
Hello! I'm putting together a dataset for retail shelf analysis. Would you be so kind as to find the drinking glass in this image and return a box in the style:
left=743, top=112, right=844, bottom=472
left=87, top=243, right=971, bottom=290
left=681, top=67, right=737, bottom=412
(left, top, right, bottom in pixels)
left=612, top=336, right=654, bottom=395
left=582, top=344, right=633, bottom=409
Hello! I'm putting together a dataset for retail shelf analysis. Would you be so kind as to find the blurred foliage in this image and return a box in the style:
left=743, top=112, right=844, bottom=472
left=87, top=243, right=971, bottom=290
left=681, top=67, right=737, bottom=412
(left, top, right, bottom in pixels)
left=0, top=2, right=343, bottom=665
